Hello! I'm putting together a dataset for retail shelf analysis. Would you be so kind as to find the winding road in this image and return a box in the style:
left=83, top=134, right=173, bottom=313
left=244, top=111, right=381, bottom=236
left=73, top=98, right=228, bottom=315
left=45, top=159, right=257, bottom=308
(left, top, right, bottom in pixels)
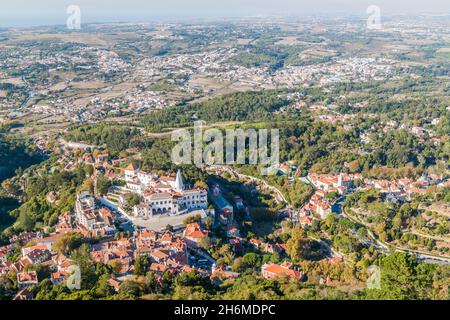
left=343, top=209, right=450, bottom=265
left=215, top=164, right=450, bottom=265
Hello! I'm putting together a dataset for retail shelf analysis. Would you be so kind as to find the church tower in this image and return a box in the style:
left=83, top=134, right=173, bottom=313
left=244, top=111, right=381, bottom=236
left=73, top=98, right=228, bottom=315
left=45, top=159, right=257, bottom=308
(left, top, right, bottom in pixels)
left=175, top=169, right=184, bottom=192
left=338, top=172, right=343, bottom=187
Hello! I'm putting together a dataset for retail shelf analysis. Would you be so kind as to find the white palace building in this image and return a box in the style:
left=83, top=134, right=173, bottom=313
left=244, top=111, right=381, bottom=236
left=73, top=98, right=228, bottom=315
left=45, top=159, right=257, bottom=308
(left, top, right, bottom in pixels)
left=123, top=164, right=208, bottom=218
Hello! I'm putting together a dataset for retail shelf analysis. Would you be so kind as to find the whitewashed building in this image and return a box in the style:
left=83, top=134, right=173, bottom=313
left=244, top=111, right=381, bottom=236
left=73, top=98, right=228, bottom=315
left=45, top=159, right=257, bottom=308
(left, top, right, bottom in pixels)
left=125, top=168, right=208, bottom=217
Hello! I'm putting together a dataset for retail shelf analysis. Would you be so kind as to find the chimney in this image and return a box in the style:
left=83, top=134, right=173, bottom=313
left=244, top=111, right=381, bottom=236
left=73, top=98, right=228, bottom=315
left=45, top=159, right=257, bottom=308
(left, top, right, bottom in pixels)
left=175, top=169, right=184, bottom=192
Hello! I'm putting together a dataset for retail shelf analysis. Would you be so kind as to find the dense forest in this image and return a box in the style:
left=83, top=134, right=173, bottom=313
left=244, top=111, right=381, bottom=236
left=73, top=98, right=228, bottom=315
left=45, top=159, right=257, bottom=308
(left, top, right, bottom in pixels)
left=0, top=123, right=43, bottom=182
left=137, top=82, right=449, bottom=177
left=65, top=125, right=141, bottom=156
left=142, top=90, right=291, bottom=131
left=141, top=79, right=450, bottom=135
left=0, top=124, right=45, bottom=238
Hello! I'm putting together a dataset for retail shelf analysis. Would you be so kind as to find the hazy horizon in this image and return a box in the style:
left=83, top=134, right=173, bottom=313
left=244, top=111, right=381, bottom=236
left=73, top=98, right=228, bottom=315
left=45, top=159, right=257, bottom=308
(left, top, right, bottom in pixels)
left=0, top=0, right=449, bottom=28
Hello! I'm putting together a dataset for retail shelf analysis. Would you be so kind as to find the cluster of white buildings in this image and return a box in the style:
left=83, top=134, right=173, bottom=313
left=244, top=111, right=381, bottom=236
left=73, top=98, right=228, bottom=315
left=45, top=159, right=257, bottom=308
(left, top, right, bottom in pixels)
left=299, top=173, right=360, bottom=219
left=122, top=164, right=208, bottom=218
left=274, top=57, right=394, bottom=87
left=299, top=172, right=450, bottom=220
left=75, top=192, right=117, bottom=236
left=362, top=175, right=450, bottom=202
left=124, top=89, right=173, bottom=112
left=133, top=49, right=396, bottom=91
left=308, top=173, right=358, bottom=194
left=91, top=48, right=131, bottom=75
left=135, top=48, right=238, bottom=80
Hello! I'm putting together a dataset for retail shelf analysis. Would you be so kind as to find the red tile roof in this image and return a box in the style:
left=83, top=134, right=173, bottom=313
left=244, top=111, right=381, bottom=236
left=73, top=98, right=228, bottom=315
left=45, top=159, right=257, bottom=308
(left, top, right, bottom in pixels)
left=124, top=163, right=139, bottom=171
left=184, top=223, right=208, bottom=240
left=262, top=263, right=302, bottom=280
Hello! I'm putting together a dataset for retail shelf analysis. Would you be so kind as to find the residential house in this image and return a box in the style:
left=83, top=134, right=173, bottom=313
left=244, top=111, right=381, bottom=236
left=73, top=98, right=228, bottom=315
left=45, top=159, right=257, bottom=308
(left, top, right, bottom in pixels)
left=17, top=271, right=39, bottom=289
left=261, top=262, right=304, bottom=281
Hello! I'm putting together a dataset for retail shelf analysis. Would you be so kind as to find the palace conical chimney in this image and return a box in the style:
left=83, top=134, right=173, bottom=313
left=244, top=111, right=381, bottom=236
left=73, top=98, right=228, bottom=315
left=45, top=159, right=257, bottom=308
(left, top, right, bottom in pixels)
left=175, top=169, right=184, bottom=192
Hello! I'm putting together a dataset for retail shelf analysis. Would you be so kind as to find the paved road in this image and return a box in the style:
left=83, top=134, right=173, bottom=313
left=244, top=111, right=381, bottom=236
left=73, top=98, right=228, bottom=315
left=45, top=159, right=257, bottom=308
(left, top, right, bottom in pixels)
left=132, top=210, right=209, bottom=231
left=218, top=166, right=289, bottom=206
left=344, top=208, right=450, bottom=265
left=100, top=197, right=210, bottom=231
left=208, top=164, right=450, bottom=265
left=214, top=165, right=347, bottom=259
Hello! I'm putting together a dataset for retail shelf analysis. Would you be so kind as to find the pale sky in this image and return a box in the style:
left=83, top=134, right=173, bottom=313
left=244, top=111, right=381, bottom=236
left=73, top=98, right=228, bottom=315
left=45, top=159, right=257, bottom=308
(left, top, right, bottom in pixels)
left=0, top=0, right=449, bottom=27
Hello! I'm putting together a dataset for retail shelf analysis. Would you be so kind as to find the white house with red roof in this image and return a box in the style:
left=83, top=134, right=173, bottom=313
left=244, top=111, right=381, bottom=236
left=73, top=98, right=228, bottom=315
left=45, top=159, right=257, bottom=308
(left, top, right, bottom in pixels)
left=261, top=262, right=304, bottom=281
left=74, top=192, right=117, bottom=236
left=17, top=271, right=38, bottom=289
left=183, top=222, right=208, bottom=247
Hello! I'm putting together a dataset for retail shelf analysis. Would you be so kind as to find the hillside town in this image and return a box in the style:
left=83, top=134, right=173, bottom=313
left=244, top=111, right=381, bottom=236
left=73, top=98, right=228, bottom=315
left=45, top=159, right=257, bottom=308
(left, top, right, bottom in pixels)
left=1, top=13, right=449, bottom=302
left=297, top=172, right=449, bottom=220
left=0, top=181, right=305, bottom=300
left=2, top=134, right=448, bottom=300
